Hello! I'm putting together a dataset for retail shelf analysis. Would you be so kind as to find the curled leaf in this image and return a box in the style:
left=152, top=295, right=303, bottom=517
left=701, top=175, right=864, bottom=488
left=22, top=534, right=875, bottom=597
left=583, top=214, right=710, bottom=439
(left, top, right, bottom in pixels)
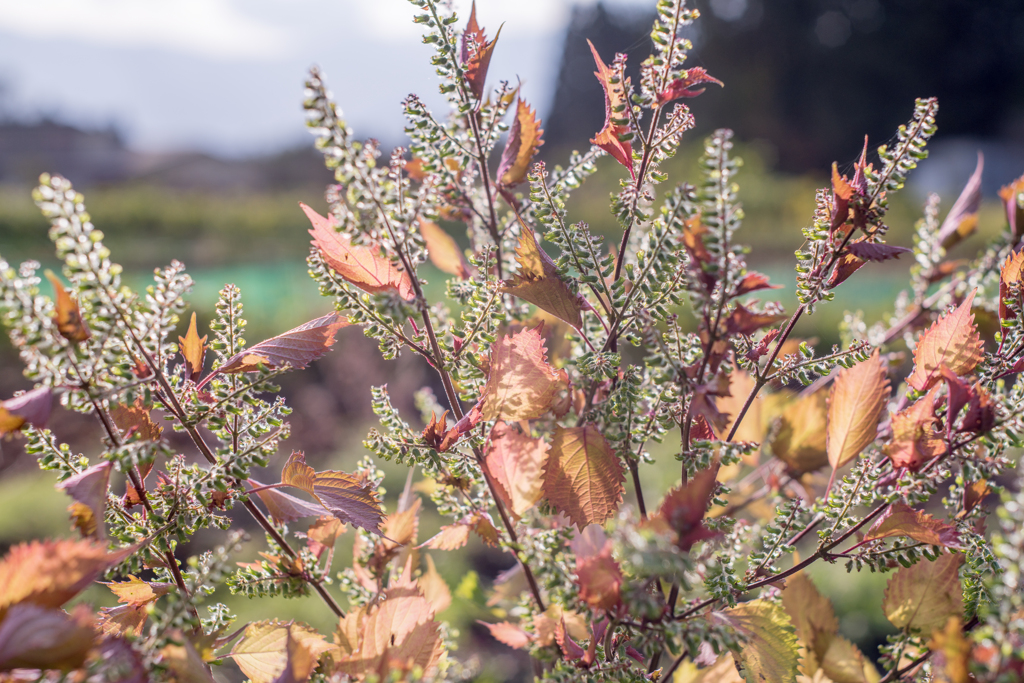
left=279, top=452, right=385, bottom=535
left=906, top=290, right=983, bottom=392
left=588, top=40, right=633, bottom=174
left=998, top=172, right=1024, bottom=239
left=208, top=313, right=349, bottom=384
left=460, top=2, right=500, bottom=100
left=499, top=221, right=584, bottom=328
left=937, top=152, right=983, bottom=249
left=543, top=424, right=624, bottom=531
left=57, top=461, right=111, bottom=539
left=656, top=67, right=722, bottom=104
left=650, top=463, right=720, bottom=552
left=826, top=350, right=890, bottom=470
left=45, top=270, right=90, bottom=343
left=303, top=203, right=415, bottom=301
left=497, top=98, right=544, bottom=187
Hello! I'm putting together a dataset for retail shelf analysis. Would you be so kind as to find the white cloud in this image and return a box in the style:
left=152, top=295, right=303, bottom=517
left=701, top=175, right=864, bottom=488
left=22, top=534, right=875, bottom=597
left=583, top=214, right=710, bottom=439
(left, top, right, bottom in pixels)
left=0, top=0, right=290, bottom=61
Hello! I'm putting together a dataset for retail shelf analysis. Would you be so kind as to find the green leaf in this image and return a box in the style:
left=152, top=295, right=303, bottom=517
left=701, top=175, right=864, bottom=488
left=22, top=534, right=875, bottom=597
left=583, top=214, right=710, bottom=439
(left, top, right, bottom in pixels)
left=717, top=599, right=799, bottom=683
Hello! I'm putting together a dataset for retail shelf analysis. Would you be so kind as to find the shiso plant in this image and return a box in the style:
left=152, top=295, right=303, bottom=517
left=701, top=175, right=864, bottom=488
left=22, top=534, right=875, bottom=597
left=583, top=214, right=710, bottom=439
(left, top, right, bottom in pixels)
left=0, top=0, right=1023, bottom=681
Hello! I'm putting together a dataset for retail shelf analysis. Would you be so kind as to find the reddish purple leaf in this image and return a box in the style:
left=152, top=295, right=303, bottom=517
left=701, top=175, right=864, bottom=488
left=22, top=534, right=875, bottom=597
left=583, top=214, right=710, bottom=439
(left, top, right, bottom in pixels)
left=846, top=241, right=912, bottom=262
left=656, top=67, right=722, bottom=104
left=0, top=386, right=53, bottom=436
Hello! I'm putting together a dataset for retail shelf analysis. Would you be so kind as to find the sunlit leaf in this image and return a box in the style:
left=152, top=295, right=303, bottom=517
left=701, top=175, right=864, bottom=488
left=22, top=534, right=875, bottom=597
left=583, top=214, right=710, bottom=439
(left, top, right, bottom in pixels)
left=846, top=240, right=911, bottom=262
left=460, top=2, right=500, bottom=100
left=650, top=464, right=719, bottom=552
left=863, top=501, right=960, bottom=548
left=587, top=40, right=633, bottom=174
left=0, top=603, right=95, bottom=672
left=771, top=391, right=829, bottom=475
left=998, top=248, right=1024, bottom=322
left=781, top=572, right=838, bottom=675
left=656, top=66, right=722, bottom=104
left=485, top=421, right=547, bottom=518
left=497, top=98, right=544, bottom=187
left=228, top=620, right=331, bottom=683
left=44, top=270, right=90, bottom=343
left=906, top=290, right=983, bottom=391
left=418, top=219, right=471, bottom=279
left=928, top=617, right=970, bottom=683
left=303, top=203, right=415, bottom=301
left=481, top=325, right=563, bottom=421
left=0, top=386, right=53, bottom=437
left=716, top=599, right=800, bottom=683
left=499, top=222, right=584, bottom=329
left=882, top=553, right=963, bottom=634
left=249, top=478, right=329, bottom=525
left=819, top=635, right=881, bottom=683
left=478, top=620, right=531, bottom=649
left=57, top=461, right=111, bottom=539
left=998, top=172, right=1024, bottom=239
left=110, top=397, right=163, bottom=442
left=213, top=312, right=349, bottom=378
left=826, top=350, right=890, bottom=470
left=575, top=547, right=623, bottom=611
left=543, top=424, right=624, bottom=530
left=279, top=452, right=385, bottom=535
left=885, top=387, right=947, bottom=470
left=419, top=554, right=451, bottom=614
left=178, top=311, right=207, bottom=382
left=937, top=153, right=983, bottom=249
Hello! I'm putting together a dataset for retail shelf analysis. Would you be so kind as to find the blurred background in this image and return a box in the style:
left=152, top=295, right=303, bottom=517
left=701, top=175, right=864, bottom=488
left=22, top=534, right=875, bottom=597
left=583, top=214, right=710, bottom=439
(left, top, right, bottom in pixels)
left=1, top=0, right=1023, bottom=679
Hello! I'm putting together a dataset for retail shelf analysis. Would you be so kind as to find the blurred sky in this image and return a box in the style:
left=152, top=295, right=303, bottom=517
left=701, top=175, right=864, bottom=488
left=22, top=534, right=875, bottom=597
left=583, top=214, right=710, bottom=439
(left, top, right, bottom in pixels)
left=0, top=0, right=651, bottom=156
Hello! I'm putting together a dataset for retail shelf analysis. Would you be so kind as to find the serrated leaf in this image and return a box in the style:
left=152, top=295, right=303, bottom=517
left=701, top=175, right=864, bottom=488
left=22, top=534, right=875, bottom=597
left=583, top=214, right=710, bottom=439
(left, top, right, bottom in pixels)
left=110, top=397, right=162, bottom=442
left=421, top=523, right=470, bottom=551
left=228, top=620, right=331, bottom=683
left=481, top=325, right=563, bottom=421
left=497, top=98, right=544, bottom=187
left=97, top=603, right=148, bottom=638
left=734, top=271, right=782, bottom=297
left=212, top=312, right=349, bottom=379
left=828, top=253, right=866, bottom=288
left=303, top=203, right=415, bottom=301
left=418, top=219, right=471, bottom=279
left=543, top=424, right=624, bottom=531
left=882, top=553, right=963, bottom=633
left=460, top=2, right=500, bottom=100
left=249, top=478, right=329, bottom=525
left=478, top=621, right=531, bottom=649
left=826, top=350, right=890, bottom=470
left=104, top=575, right=174, bottom=607
left=656, top=67, right=722, bottom=104
left=499, top=222, right=584, bottom=328
left=178, top=312, right=207, bottom=382
left=0, top=603, right=95, bottom=672
left=57, top=461, right=111, bottom=539
left=279, top=452, right=385, bottom=535
left=485, top=421, right=547, bottom=518
left=98, top=575, right=173, bottom=638
left=781, top=573, right=839, bottom=675
left=306, top=516, right=345, bottom=559
left=587, top=40, right=633, bottom=174
left=937, top=153, right=983, bottom=249
left=0, top=386, right=53, bottom=436
left=44, top=270, right=90, bottom=343
left=726, top=302, right=787, bottom=336
left=906, top=290, right=983, bottom=391
left=772, top=391, right=829, bottom=474
left=717, top=599, right=800, bottom=683
left=846, top=241, right=911, bottom=262
left=885, top=387, right=947, bottom=469
left=0, top=539, right=130, bottom=619
left=331, top=583, right=443, bottom=680
left=863, top=501, right=960, bottom=549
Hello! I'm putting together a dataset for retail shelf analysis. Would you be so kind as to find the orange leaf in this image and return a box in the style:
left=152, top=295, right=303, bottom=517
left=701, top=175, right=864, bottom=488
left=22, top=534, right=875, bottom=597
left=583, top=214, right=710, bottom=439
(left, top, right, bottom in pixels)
left=207, top=313, right=349, bottom=384
left=460, top=2, right=501, bottom=100
left=497, top=98, right=544, bottom=187
left=44, top=270, right=90, bottom=343
left=279, top=452, right=385, bottom=535
left=418, top=219, right=471, bottom=279
left=303, top=203, right=415, bottom=301
left=826, top=350, right=891, bottom=470
left=421, top=523, right=470, bottom=551
left=587, top=40, right=633, bottom=174
left=178, top=312, right=207, bottom=382
left=999, top=249, right=1024, bottom=322
left=499, top=221, right=584, bottom=328
left=863, top=501, right=960, bottom=548
left=576, top=548, right=623, bottom=611
left=907, top=290, right=983, bottom=391
left=418, top=555, right=451, bottom=614
left=481, top=325, right=563, bottom=421
left=543, top=424, right=624, bottom=531
left=0, top=539, right=130, bottom=618
left=306, top=516, right=345, bottom=559
left=885, top=388, right=947, bottom=470
left=485, top=422, right=548, bottom=518
left=104, top=575, right=174, bottom=607
left=478, top=621, right=531, bottom=649
left=110, top=397, right=163, bottom=442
